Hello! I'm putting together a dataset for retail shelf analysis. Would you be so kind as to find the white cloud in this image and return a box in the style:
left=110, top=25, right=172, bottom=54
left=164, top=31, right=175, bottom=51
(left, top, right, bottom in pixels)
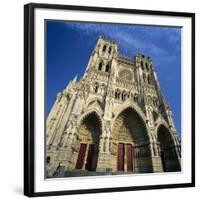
left=64, top=22, right=180, bottom=61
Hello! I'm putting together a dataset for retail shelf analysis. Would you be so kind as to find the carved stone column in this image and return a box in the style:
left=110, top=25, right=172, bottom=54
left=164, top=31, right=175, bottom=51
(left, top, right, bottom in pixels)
left=105, top=136, right=110, bottom=153
left=148, top=131, right=163, bottom=172
left=99, top=136, right=104, bottom=152
left=96, top=121, right=111, bottom=172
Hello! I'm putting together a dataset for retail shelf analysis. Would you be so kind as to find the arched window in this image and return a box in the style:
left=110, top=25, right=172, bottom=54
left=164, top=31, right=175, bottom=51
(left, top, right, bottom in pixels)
left=105, top=63, right=110, bottom=72
left=46, top=156, right=51, bottom=164
left=146, top=63, right=149, bottom=71
left=153, top=98, right=157, bottom=106
left=102, top=45, right=107, bottom=52
left=147, top=75, right=151, bottom=84
left=117, top=92, right=120, bottom=99
left=94, top=85, right=98, bottom=93
left=115, top=89, right=120, bottom=99
left=141, top=61, right=144, bottom=70
left=121, top=91, right=126, bottom=101
left=98, top=62, right=103, bottom=70
left=94, top=82, right=99, bottom=93
left=134, top=94, right=138, bottom=102
left=108, top=46, right=112, bottom=54
left=121, top=93, right=124, bottom=101
left=115, top=91, right=118, bottom=99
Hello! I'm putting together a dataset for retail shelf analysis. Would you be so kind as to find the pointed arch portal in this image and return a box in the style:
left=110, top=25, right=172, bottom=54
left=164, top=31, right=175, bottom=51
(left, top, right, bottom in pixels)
left=75, top=112, right=102, bottom=171
left=112, top=107, right=153, bottom=173
left=157, top=125, right=181, bottom=172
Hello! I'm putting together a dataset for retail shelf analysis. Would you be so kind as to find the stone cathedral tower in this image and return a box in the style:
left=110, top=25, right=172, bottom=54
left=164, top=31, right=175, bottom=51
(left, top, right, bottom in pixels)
left=46, top=36, right=181, bottom=177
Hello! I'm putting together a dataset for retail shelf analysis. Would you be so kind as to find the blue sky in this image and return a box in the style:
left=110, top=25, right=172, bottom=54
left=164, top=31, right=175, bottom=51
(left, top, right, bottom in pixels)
left=46, top=21, right=181, bottom=137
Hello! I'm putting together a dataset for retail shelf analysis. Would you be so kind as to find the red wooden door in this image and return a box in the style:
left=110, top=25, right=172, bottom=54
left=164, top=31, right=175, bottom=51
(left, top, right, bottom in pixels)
left=126, top=144, right=133, bottom=171
left=117, top=143, right=124, bottom=171
left=85, top=144, right=95, bottom=171
left=75, top=143, right=87, bottom=169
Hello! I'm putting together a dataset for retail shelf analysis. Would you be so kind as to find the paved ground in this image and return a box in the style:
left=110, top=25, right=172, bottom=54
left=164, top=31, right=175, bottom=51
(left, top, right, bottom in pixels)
left=64, top=170, right=136, bottom=177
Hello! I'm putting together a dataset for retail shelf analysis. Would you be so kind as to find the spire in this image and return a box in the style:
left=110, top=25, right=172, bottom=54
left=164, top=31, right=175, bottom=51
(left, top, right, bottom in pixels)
left=72, top=74, right=78, bottom=84
left=65, top=74, right=78, bottom=91
left=65, top=80, right=72, bottom=90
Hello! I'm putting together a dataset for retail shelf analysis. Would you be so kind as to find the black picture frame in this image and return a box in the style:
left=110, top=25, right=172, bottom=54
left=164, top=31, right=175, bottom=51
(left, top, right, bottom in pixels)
left=24, top=3, right=195, bottom=197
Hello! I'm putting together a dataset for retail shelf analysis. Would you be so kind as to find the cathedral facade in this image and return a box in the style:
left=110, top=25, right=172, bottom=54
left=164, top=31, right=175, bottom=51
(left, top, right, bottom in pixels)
left=46, top=36, right=181, bottom=177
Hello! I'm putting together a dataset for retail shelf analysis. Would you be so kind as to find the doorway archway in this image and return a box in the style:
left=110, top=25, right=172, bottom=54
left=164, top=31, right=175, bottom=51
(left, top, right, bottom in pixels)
left=157, top=125, right=181, bottom=172
left=112, top=107, right=152, bottom=173
left=75, top=112, right=102, bottom=171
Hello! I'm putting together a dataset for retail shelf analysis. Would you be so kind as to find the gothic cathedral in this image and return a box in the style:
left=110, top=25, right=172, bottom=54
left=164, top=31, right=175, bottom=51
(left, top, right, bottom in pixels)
left=46, top=36, right=181, bottom=177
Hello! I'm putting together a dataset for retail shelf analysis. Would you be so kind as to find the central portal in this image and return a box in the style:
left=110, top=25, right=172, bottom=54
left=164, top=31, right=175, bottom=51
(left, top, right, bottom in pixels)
left=112, top=107, right=153, bottom=173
